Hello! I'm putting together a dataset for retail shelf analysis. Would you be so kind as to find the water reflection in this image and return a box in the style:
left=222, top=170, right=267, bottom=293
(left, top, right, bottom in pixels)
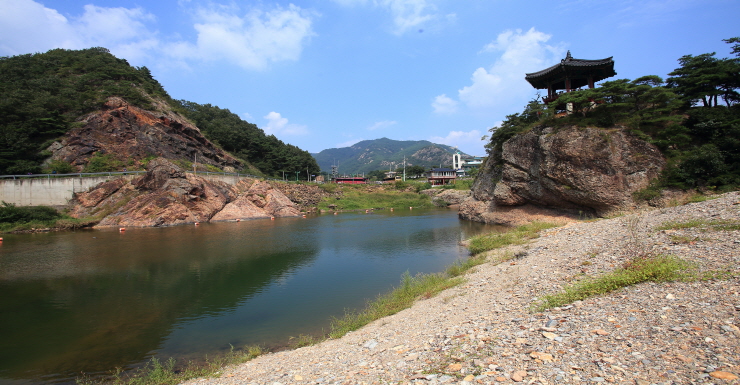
left=0, top=209, right=497, bottom=384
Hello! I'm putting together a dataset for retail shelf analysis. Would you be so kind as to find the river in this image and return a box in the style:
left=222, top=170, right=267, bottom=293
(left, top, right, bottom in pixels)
left=0, top=208, right=498, bottom=384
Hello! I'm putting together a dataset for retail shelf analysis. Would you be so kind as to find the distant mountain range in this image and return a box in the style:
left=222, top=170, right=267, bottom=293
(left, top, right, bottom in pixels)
left=312, top=138, right=467, bottom=175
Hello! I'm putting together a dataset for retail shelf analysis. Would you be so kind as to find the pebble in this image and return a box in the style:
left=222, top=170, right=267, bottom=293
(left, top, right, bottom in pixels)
left=181, top=192, right=740, bottom=385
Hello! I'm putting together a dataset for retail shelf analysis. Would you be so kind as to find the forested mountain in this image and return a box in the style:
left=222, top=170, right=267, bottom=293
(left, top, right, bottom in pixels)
left=312, top=138, right=466, bottom=175
left=0, top=47, right=319, bottom=177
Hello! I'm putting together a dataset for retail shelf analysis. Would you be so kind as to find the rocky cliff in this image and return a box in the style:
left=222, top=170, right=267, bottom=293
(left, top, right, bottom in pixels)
left=459, top=125, right=665, bottom=225
left=70, top=158, right=300, bottom=227
left=47, top=97, right=242, bottom=171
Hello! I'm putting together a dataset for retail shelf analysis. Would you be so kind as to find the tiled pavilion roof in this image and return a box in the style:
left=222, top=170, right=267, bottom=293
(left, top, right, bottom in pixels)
left=525, top=51, right=616, bottom=90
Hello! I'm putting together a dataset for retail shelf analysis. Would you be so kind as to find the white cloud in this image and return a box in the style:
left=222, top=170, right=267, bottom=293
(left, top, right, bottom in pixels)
left=432, top=94, right=458, bottom=114
left=0, top=0, right=315, bottom=71
left=263, top=112, right=309, bottom=136
left=173, top=4, right=315, bottom=70
left=558, top=0, right=699, bottom=28
left=435, top=28, right=565, bottom=116
left=0, top=0, right=156, bottom=57
left=367, top=120, right=397, bottom=130
left=331, top=0, right=439, bottom=35
left=429, top=130, right=484, bottom=154
left=335, top=138, right=364, bottom=148
left=379, top=0, right=436, bottom=35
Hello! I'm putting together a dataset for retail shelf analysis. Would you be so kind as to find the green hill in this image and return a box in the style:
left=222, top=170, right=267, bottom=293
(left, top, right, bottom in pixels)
left=312, top=138, right=466, bottom=175
left=0, top=47, right=319, bottom=177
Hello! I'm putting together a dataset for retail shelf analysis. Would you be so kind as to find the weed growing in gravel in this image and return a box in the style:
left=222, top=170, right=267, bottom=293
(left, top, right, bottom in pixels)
left=77, top=346, right=263, bottom=385
left=446, top=254, right=487, bottom=277
left=655, top=218, right=740, bottom=231
left=467, top=221, right=559, bottom=255
left=669, top=234, right=702, bottom=244
left=329, top=272, right=463, bottom=339
left=290, top=334, right=318, bottom=349
left=533, top=254, right=695, bottom=311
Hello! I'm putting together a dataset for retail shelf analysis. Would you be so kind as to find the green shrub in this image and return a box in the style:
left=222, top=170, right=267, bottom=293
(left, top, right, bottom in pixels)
left=44, top=159, right=75, bottom=174
left=0, top=202, right=62, bottom=223
left=84, top=152, right=122, bottom=172
left=413, top=181, right=432, bottom=193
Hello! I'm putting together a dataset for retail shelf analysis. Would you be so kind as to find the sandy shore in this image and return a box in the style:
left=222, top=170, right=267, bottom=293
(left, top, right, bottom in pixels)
left=183, top=192, right=740, bottom=385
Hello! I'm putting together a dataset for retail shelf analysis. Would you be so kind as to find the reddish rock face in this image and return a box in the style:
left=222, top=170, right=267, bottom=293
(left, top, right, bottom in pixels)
left=47, top=97, right=242, bottom=171
left=211, top=181, right=301, bottom=221
left=69, top=158, right=301, bottom=227
left=460, top=126, right=666, bottom=224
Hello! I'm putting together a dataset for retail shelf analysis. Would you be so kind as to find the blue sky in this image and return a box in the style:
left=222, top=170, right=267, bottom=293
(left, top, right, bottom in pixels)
left=1, top=0, right=738, bottom=156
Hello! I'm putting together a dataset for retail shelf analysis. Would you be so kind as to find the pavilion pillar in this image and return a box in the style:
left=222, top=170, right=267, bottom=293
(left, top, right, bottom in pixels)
left=588, top=75, right=594, bottom=89
left=565, top=77, right=571, bottom=92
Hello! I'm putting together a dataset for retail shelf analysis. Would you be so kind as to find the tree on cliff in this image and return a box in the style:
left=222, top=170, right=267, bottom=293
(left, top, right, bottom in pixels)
left=666, top=38, right=740, bottom=108
left=483, top=38, right=740, bottom=190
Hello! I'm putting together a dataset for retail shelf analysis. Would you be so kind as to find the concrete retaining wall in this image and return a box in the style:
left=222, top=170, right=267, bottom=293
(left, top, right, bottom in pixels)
left=0, top=176, right=137, bottom=206
left=0, top=173, right=257, bottom=206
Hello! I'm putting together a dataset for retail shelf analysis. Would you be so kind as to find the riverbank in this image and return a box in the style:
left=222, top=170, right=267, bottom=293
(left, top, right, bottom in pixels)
left=183, top=191, right=740, bottom=384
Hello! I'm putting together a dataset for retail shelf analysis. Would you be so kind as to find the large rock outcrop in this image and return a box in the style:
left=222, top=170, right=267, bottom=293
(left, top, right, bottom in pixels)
left=70, top=158, right=300, bottom=227
left=459, top=125, right=665, bottom=225
left=46, top=97, right=242, bottom=171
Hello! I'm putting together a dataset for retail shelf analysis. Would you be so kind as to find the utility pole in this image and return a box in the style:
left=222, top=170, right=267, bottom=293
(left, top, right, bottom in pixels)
left=403, top=156, right=406, bottom=181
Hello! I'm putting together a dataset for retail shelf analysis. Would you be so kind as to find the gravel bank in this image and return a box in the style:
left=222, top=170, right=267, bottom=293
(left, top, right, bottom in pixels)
left=183, top=192, right=740, bottom=385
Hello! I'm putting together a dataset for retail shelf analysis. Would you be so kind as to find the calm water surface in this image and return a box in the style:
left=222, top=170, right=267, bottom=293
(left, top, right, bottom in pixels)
left=0, top=208, right=497, bottom=384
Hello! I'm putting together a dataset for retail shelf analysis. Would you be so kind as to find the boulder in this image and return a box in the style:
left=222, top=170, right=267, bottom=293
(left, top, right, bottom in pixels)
left=211, top=181, right=301, bottom=221
left=460, top=125, right=665, bottom=224
left=69, top=158, right=301, bottom=227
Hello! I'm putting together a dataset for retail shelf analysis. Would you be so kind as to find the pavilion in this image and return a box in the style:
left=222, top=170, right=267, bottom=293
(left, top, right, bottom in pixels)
left=525, top=51, right=616, bottom=104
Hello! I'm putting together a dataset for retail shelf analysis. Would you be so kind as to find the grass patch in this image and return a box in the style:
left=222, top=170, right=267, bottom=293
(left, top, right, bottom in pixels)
left=655, top=218, right=740, bottom=231
left=78, top=346, right=263, bottom=385
left=467, top=221, right=560, bottom=255
left=289, top=334, right=318, bottom=349
left=329, top=271, right=463, bottom=339
left=318, top=190, right=432, bottom=210
left=446, top=254, right=488, bottom=277
left=669, top=234, right=701, bottom=244
left=0, top=202, right=98, bottom=232
left=533, top=254, right=695, bottom=311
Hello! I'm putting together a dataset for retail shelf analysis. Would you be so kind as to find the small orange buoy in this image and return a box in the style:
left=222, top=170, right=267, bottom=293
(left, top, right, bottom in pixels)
left=333, top=212, right=338, bottom=215
left=119, top=228, right=125, bottom=232
left=271, top=216, right=275, bottom=220
left=302, top=214, right=306, bottom=218
left=0, top=237, right=3, bottom=241
left=195, top=222, right=199, bottom=226
left=236, top=219, right=241, bottom=222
